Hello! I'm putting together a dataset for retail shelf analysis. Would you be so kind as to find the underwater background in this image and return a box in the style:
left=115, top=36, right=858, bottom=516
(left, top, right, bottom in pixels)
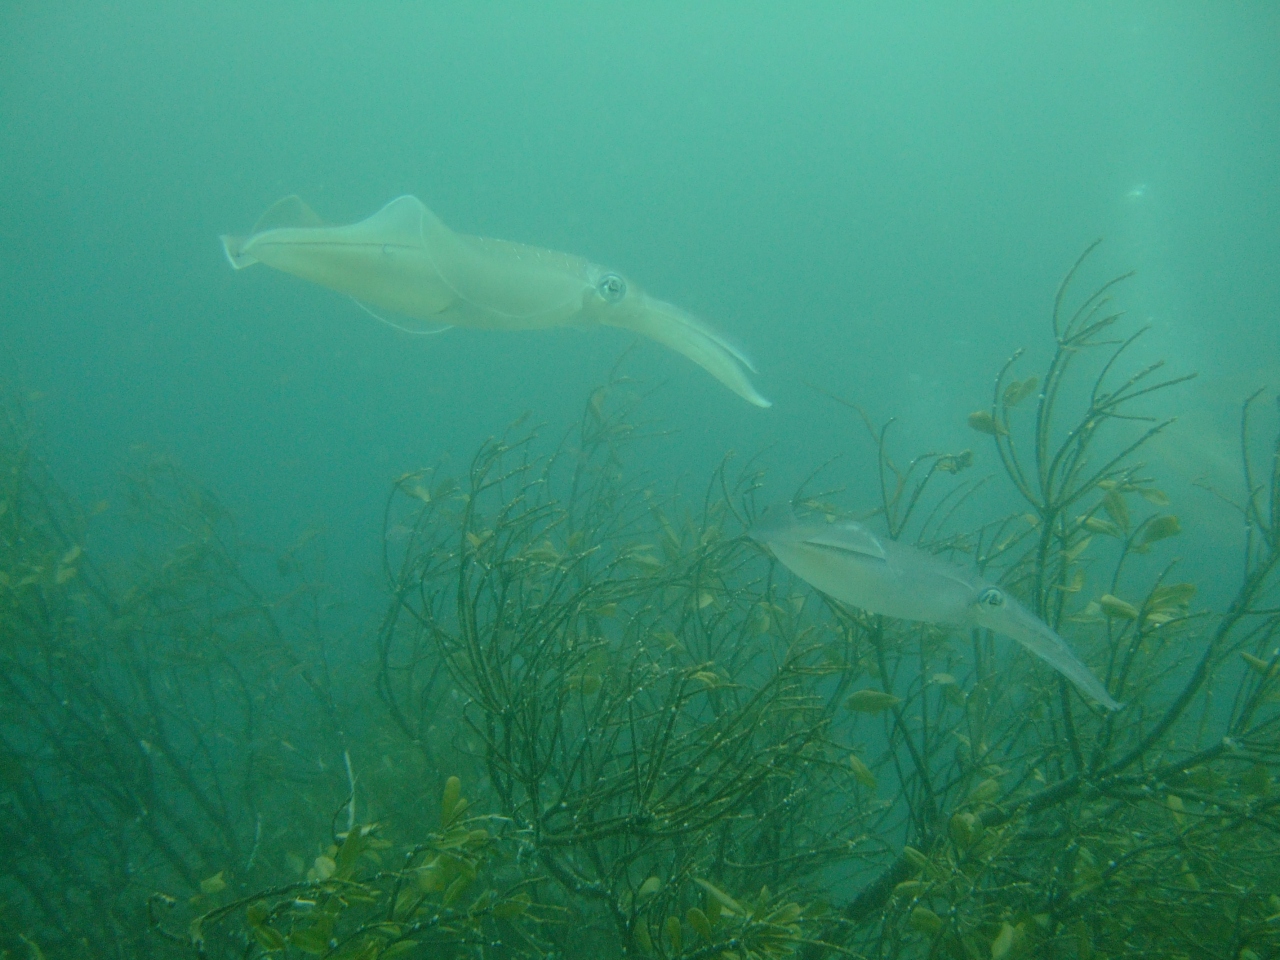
left=3, top=4, right=1280, bottom=959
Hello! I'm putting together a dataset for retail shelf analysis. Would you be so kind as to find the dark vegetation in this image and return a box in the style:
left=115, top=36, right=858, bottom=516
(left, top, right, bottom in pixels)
left=4, top=255, right=1279, bottom=959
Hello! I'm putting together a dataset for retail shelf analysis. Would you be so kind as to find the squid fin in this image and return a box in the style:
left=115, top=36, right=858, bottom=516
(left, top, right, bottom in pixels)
left=351, top=298, right=453, bottom=336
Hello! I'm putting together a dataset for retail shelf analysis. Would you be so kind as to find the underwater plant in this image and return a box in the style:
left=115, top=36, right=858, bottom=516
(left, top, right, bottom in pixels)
left=5, top=247, right=1278, bottom=960
left=784, top=248, right=1280, bottom=960
left=0, top=401, right=351, bottom=959
left=373, top=383, right=866, bottom=958
left=367, top=246, right=1280, bottom=959
left=150, top=777, right=553, bottom=960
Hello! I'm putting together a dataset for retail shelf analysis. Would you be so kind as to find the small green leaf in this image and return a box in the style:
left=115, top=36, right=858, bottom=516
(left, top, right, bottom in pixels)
left=634, top=923, right=655, bottom=956
left=663, top=915, right=682, bottom=954
left=1242, top=652, right=1279, bottom=677
left=893, top=880, right=925, bottom=899
left=968, top=411, right=1003, bottom=435
left=991, top=922, right=1017, bottom=959
left=766, top=902, right=802, bottom=925
left=694, top=878, right=745, bottom=916
left=251, top=925, right=287, bottom=951
left=1002, top=376, right=1039, bottom=408
left=416, top=858, right=444, bottom=893
left=1137, top=487, right=1171, bottom=506
left=1148, top=582, right=1195, bottom=611
left=1102, top=489, right=1130, bottom=530
left=392, top=889, right=420, bottom=920
left=950, top=811, right=982, bottom=848
left=845, top=689, right=901, bottom=713
left=334, top=827, right=371, bottom=879
left=1083, top=516, right=1122, bottom=537
left=442, top=871, right=472, bottom=906
left=1099, top=594, right=1139, bottom=620
left=1052, top=566, right=1086, bottom=594
left=908, top=906, right=943, bottom=935
left=849, top=754, right=877, bottom=790
left=969, top=778, right=1001, bottom=804
left=638, top=876, right=661, bottom=899
left=441, top=776, right=464, bottom=826
left=311, top=855, right=336, bottom=881
left=493, top=893, right=531, bottom=919
left=1137, top=515, right=1181, bottom=548
left=1064, top=536, right=1092, bottom=563
left=688, top=907, right=713, bottom=941
left=902, top=846, right=929, bottom=874
left=653, top=629, right=684, bottom=652
left=289, top=925, right=332, bottom=955
left=940, top=681, right=967, bottom=707
left=199, top=871, right=226, bottom=895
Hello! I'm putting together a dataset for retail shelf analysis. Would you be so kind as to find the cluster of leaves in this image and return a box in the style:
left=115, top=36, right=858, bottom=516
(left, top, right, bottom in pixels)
left=151, top=777, right=550, bottom=960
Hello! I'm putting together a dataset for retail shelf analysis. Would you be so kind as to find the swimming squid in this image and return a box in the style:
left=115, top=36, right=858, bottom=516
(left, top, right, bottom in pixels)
left=221, top=195, right=769, bottom=407
left=751, top=506, right=1122, bottom=710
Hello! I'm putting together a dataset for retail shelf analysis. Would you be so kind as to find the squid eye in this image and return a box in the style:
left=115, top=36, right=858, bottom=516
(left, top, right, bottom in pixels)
left=596, top=273, right=627, bottom=303
left=977, top=587, right=1005, bottom=608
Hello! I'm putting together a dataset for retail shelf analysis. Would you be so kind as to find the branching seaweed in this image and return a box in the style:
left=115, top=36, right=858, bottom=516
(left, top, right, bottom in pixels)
left=6, top=247, right=1279, bottom=960
left=796, top=250, right=1280, bottom=960
left=0, top=398, right=348, bottom=959
left=374, top=382, right=868, bottom=957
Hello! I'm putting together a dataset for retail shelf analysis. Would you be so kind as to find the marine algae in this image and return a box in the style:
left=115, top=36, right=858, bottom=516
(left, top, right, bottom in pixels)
left=4, top=251, right=1280, bottom=960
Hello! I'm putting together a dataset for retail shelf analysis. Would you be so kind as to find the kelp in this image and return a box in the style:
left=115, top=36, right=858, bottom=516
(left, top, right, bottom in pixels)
left=5, top=249, right=1280, bottom=960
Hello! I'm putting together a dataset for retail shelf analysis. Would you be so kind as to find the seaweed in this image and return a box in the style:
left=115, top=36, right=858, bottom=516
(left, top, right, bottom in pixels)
left=373, top=382, right=863, bottom=957
left=801, top=251, right=1280, bottom=960
left=4, top=248, right=1279, bottom=960
left=0, top=400, right=349, bottom=958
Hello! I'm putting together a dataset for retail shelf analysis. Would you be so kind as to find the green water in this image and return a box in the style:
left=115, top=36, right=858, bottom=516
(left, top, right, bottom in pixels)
left=2, top=5, right=1278, bottom=958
